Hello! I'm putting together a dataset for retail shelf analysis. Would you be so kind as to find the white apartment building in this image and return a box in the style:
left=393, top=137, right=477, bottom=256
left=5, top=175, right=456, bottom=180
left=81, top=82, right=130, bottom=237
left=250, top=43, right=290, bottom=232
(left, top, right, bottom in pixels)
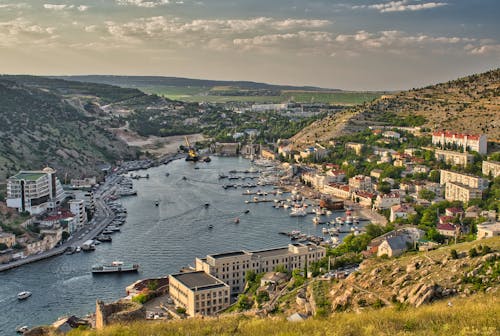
left=373, top=192, right=401, bottom=210
left=69, top=199, right=88, bottom=229
left=6, top=167, right=66, bottom=215
left=445, top=182, right=482, bottom=203
left=482, top=161, right=500, bottom=178
left=348, top=175, right=372, bottom=191
left=440, top=170, right=489, bottom=190
left=432, top=131, right=487, bottom=154
left=434, top=149, right=474, bottom=167
left=195, top=243, right=326, bottom=296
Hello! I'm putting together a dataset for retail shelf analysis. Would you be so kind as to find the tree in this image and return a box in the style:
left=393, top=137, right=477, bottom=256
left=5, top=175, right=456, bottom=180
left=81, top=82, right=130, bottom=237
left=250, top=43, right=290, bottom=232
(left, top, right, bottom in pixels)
left=418, top=189, right=436, bottom=202
left=236, top=294, right=252, bottom=311
left=0, top=243, right=7, bottom=251
left=377, top=181, right=392, bottom=194
left=245, top=270, right=257, bottom=283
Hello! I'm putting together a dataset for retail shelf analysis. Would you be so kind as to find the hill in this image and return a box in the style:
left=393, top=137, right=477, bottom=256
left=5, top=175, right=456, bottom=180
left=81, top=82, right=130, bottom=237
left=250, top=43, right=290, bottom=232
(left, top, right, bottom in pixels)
left=291, top=68, right=500, bottom=146
left=0, top=76, right=142, bottom=181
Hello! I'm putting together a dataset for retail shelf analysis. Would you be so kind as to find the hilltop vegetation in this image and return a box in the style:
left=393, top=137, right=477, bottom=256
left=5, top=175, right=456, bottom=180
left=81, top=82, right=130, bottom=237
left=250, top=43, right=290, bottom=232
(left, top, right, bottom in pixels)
left=292, top=68, right=500, bottom=146
left=0, top=77, right=140, bottom=181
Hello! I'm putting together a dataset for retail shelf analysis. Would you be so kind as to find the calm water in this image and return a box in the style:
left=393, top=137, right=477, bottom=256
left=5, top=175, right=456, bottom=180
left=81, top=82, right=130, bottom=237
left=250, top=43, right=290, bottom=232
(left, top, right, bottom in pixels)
left=0, top=157, right=352, bottom=335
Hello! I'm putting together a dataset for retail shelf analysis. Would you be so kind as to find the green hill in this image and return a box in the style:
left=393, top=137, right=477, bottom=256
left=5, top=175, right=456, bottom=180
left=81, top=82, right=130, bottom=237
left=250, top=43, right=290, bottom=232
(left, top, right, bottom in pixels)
left=0, top=77, right=140, bottom=181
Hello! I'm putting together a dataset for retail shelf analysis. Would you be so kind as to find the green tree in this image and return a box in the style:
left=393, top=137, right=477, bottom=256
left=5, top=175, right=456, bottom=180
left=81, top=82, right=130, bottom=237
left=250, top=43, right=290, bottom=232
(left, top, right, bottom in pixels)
left=236, top=294, right=252, bottom=311
left=418, top=189, right=436, bottom=202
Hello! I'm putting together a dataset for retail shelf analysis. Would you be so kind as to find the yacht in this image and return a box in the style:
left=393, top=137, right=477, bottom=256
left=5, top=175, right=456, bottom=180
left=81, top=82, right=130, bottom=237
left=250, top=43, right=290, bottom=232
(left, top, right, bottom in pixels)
left=17, top=291, right=32, bottom=300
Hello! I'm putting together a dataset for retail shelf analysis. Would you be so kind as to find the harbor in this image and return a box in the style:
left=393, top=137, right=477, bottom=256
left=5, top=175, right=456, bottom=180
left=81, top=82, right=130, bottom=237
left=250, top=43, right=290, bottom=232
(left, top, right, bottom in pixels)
left=0, top=156, right=362, bottom=334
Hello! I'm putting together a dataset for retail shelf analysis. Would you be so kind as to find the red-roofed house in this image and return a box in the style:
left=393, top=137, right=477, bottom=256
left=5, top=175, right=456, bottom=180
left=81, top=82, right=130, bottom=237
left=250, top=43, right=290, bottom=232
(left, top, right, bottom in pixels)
left=437, top=223, right=457, bottom=237
left=445, top=207, right=464, bottom=217
left=389, top=204, right=416, bottom=222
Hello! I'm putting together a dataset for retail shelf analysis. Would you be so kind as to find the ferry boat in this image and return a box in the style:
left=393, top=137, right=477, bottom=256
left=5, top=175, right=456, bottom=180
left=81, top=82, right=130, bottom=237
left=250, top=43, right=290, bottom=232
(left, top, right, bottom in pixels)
left=17, top=291, right=32, bottom=300
left=92, top=261, right=139, bottom=274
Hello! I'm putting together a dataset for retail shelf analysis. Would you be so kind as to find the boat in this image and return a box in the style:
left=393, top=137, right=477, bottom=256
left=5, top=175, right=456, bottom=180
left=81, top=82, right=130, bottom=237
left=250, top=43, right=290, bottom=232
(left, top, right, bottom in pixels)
left=106, top=226, right=120, bottom=232
left=96, top=235, right=112, bottom=242
left=155, top=200, right=160, bottom=206
left=234, top=217, right=240, bottom=224
left=204, top=203, right=210, bottom=208
left=290, top=207, right=307, bottom=217
left=208, top=224, right=214, bottom=229
left=313, top=216, right=321, bottom=224
left=16, top=326, right=29, bottom=334
left=244, top=209, right=250, bottom=214
left=75, top=246, right=81, bottom=253
left=92, top=261, right=139, bottom=274
left=202, top=156, right=211, bottom=162
left=17, top=291, right=32, bottom=300
left=165, top=172, right=170, bottom=177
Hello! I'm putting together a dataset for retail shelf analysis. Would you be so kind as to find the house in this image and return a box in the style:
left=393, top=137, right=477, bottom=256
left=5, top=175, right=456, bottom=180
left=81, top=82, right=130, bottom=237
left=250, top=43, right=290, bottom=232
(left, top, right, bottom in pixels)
left=382, top=130, right=401, bottom=139
left=326, top=169, right=346, bottom=183
left=465, top=205, right=481, bottom=218
left=345, top=142, right=364, bottom=155
left=413, top=165, right=430, bottom=174
left=261, top=148, right=277, bottom=160
left=437, top=223, right=457, bottom=237
left=389, top=204, right=416, bottom=222
left=445, top=207, right=464, bottom=217
left=353, top=191, right=376, bottom=207
left=0, top=230, right=16, bottom=248
left=323, top=183, right=351, bottom=199
left=260, top=272, right=289, bottom=288
left=370, top=169, right=383, bottom=179
left=377, top=236, right=408, bottom=257
left=287, top=312, right=309, bottom=322
left=477, top=222, right=500, bottom=239
left=373, top=192, right=401, bottom=210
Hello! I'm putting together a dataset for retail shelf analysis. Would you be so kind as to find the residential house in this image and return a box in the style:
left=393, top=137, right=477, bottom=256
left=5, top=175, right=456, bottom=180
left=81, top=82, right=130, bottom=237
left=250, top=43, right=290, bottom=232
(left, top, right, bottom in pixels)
left=373, top=192, right=401, bottom=210
left=437, top=223, right=457, bottom=238
left=370, top=169, right=383, bottom=179
left=326, top=169, right=346, bottom=183
left=377, top=236, right=408, bottom=257
left=382, top=131, right=401, bottom=139
left=353, top=191, right=376, bottom=207
left=0, top=230, right=16, bottom=248
left=477, top=222, right=500, bottom=239
left=323, top=183, right=351, bottom=199
left=345, top=142, right=364, bottom=155
left=348, top=175, right=372, bottom=191
left=445, top=207, right=464, bottom=217
left=389, top=204, right=416, bottom=222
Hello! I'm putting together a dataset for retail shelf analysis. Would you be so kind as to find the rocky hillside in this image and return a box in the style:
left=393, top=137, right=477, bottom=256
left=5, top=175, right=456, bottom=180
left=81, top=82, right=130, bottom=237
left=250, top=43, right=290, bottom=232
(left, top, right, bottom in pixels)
left=328, top=236, right=499, bottom=312
left=0, top=77, right=142, bottom=181
left=292, top=68, right=500, bottom=147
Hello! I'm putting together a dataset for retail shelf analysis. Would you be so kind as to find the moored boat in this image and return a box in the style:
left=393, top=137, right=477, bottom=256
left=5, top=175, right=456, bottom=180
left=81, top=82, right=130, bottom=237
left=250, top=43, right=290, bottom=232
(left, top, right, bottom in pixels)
left=17, top=291, right=32, bottom=300
left=92, top=261, right=139, bottom=274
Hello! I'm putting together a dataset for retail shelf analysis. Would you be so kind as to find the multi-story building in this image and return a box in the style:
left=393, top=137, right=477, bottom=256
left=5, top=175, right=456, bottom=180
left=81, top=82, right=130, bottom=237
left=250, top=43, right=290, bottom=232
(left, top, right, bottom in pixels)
left=323, top=183, right=351, bottom=199
left=434, top=149, right=474, bottom=167
left=69, top=199, right=88, bottom=229
left=432, top=131, right=487, bottom=154
left=348, top=175, right=372, bottom=191
left=195, top=243, right=326, bottom=296
left=6, top=167, right=66, bottom=215
left=66, top=189, right=96, bottom=214
left=445, top=182, right=482, bottom=203
left=169, top=271, right=230, bottom=317
left=352, top=191, right=376, bottom=207
left=373, top=192, right=401, bottom=210
left=70, top=177, right=97, bottom=189
left=345, top=142, right=364, bottom=155
left=440, top=170, right=489, bottom=190
left=482, top=161, right=500, bottom=178
left=389, top=204, right=416, bottom=222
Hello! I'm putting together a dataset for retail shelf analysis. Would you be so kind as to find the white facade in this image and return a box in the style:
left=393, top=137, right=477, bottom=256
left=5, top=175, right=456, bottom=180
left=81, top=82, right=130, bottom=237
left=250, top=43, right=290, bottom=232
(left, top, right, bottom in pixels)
left=445, top=182, right=482, bottom=203
left=69, top=199, right=87, bottom=229
left=432, top=131, right=487, bottom=154
left=6, top=167, right=65, bottom=215
left=434, top=149, right=474, bottom=167
left=440, top=170, right=489, bottom=190
left=482, top=161, right=500, bottom=178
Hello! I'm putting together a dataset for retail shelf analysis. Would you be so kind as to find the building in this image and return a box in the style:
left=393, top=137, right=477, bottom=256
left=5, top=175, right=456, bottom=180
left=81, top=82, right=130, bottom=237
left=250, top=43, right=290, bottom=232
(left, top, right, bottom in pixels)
left=323, top=183, right=351, bottom=199
left=353, top=191, right=376, bottom=207
left=382, top=131, right=401, bottom=139
left=445, top=182, right=482, bottom=203
left=66, top=189, right=96, bottom=214
left=69, top=199, right=88, bottom=229
left=434, top=149, right=474, bottom=167
left=214, top=143, right=239, bottom=156
left=70, top=177, right=97, bottom=189
left=0, top=230, right=16, bottom=248
left=326, top=169, right=346, bottom=183
left=373, top=192, right=401, bottom=210
left=440, top=170, right=489, bottom=190
left=261, top=148, right=277, bottom=160
left=389, top=204, right=416, bottom=223
left=477, top=222, right=500, bottom=239
left=437, top=223, right=457, bottom=238
left=169, top=271, right=230, bottom=317
left=251, top=103, right=288, bottom=112
left=370, top=169, right=383, bottom=179
left=482, top=161, right=500, bottom=178
left=345, top=142, right=364, bottom=155
left=377, top=236, right=408, bottom=257
left=195, top=243, right=326, bottom=296
left=348, top=175, right=372, bottom=191
left=6, top=167, right=66, bottom=215
left=432, top=131, right=487, bottom=154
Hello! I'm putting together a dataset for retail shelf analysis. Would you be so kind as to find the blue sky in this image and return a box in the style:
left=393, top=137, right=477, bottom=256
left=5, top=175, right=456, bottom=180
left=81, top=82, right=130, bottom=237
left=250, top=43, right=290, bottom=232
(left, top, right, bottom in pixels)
left=0, top=0, right=498, bottom=89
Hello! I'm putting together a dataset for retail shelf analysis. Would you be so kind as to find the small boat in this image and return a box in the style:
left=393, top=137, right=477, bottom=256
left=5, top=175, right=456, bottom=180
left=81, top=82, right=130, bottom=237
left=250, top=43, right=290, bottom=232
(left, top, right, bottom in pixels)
left=75, top=246, right=81, bottom=253
left=202, top=156, right=211, bottom=162
left=155, top=200, right=160, bottom=206
left=16, top=326, right=29, bottom=334
left=234, top=217, right=240, bottom=224
left=96, top=235, right=112, bottom=242
left=165, top=172, right=170, bottom=177
left=244, top=209, right=250, bottom=214
left=204, top=203, right=210, bottom=208
left=182, top=176, right=187, bottom=180
left=92, top=261, right=139, bottom=274
left=208, top=224, right=214, bottom=229
left=17, top=291, right=32, bottom=300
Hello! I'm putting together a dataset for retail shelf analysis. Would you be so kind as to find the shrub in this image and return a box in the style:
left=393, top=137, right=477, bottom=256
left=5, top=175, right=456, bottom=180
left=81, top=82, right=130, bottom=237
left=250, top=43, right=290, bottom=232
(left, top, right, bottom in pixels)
left=131, top=293, right=149, bottom=304
left=450, top=249, right=459, bottom=259
left=176, top=307, right=186, bottom=314
left=469, top=248, right=478, bottom=258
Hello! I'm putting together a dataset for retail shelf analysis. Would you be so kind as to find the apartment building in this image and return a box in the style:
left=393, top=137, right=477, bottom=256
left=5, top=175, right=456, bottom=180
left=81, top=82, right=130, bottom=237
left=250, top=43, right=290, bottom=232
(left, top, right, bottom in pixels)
left=69, top=199, right=88, bottom=229
left=6, top=167, right=66, bottom=215
left=169, top=271, right=230, bottom=317
left=434, top=149, right=474, bottom=167
left=323, top=183, right=351, bottom=199
left=482, top=161, right=500, bottom=178
left=445, top=182, right=483, bottom=203
left=348, top=175, right=372, bottom=191
left=440, top=170, right=489, bottom=190
left=432, top=131, right=487, bottom=154
left=195, top=243, right=326, bottom=296
left=373, top=192, right=401, bottom=210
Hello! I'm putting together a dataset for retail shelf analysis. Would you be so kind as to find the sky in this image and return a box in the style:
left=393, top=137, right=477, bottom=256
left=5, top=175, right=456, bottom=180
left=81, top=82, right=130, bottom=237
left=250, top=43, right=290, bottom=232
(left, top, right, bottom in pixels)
left=0, top=0, right=499, bottom=90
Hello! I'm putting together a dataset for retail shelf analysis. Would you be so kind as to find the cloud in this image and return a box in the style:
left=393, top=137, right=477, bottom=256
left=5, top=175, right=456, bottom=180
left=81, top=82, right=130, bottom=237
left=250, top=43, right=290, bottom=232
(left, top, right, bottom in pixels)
left=354, top=1, right=447, bottom=13
left=0, top=3, right=31, bottom=9
left=0, top=18, right=56, bottom=47
left=116, top=0, right=170, bottom=7
left=43, top=4, right=73, bottom=10
left=77, top=5, right=89, bottom=12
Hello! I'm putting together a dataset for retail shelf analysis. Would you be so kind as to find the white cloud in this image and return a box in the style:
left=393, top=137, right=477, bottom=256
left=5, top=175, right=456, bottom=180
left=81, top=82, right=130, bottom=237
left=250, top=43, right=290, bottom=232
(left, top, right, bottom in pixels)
left=77, top=5, right=89, bottom=12
left=354, top=1, right=447, bottom=13
left=116, top=0, right=170, bottom=7
left=43, top=4, right=73, bottom=11
left=0, top=3, right=31, bottom=9
left=0, top=18, right=56, bottom=47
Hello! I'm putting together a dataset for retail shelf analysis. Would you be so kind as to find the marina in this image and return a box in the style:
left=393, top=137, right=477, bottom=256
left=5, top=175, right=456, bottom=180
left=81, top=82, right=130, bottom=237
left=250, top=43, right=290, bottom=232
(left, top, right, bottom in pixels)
left=0, top=157, right=363, bottom=334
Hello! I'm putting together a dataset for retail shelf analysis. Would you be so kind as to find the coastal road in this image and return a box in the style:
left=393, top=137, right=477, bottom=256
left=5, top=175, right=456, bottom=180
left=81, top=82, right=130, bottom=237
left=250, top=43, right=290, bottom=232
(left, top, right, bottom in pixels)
left=0, top=174, right=119, bottom=272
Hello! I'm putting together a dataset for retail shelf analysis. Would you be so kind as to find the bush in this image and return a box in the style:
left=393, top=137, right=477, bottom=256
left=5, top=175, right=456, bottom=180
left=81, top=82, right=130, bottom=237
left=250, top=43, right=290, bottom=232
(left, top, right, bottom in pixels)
left=176, top=307, right=186, bottom=314
left=468, top=248, right=478, bottom=258
left=131, top=293, right=149, bottom=304
left=0, top=243, right=7, bottom=251
left=450, top=249, right=459, bottom=259
left=236, top=294, right=252, bottom=311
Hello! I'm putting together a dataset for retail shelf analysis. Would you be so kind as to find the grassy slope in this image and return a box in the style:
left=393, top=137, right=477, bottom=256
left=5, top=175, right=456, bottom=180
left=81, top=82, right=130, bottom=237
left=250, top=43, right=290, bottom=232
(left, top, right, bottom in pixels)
left=66, top=293, right=499, bottom=336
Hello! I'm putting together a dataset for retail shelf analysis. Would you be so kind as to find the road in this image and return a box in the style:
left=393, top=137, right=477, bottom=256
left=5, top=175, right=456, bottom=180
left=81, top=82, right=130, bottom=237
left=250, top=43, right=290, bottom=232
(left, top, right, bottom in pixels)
left=0, top=174, right=119, bottom=272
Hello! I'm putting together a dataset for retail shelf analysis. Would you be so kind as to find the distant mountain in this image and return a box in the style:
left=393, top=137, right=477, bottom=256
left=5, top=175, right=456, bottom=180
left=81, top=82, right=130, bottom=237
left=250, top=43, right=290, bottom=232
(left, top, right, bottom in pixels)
left=291, top=68, right=500, bottom=147
left=0, top=76, right=142, bottom=181
left=51, top=75, right=338, bottom=92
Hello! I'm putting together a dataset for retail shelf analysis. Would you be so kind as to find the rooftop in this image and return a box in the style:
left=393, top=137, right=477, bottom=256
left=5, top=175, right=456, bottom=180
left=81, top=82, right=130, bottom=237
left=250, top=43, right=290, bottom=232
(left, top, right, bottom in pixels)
left=252, top=247, right=290, bottom=258
left=11, top=172, right=46, bottom=181
left=210, top=251, right=247, bottom=259
left=171, top=271, right=225, bottom=290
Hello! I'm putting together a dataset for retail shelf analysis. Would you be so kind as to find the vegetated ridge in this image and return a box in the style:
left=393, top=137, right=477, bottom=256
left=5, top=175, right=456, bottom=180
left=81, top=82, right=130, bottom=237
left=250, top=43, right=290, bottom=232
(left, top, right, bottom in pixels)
left=0, top=76, right=144, bottom=181
left=292, top=68, right=500, bottom=146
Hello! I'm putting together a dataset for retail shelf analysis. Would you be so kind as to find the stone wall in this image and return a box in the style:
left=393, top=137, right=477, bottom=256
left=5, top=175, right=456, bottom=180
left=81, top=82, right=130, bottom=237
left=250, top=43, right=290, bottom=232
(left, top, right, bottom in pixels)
left=95, top=299, right=145, bottom=330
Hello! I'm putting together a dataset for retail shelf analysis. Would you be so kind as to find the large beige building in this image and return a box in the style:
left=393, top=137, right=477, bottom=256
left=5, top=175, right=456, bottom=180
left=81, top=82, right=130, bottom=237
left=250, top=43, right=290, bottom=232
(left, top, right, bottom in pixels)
left=432, top=131, right=487, bottom=154
left=195, top=243, right=326, bottom=296
left=482, top=161, right=500, bottom=178
left=434, top=149, right=474, bottom=167
left=169, top=271, right=230, bottom=317
left=445, top=182, right=482, bottom=203
left=440, top=170, right=489, bottom=190
left=0, top=230, right=16, bottom=248
left=6, top=167, right=66, bottom=215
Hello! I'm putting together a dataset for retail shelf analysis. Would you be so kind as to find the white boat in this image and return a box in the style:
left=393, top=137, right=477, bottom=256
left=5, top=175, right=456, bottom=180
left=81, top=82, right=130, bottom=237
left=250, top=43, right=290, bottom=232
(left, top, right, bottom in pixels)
left=16, top=326, right=29, bottom=334
left=92, top=261, right=139, bottom=274
left=290, top=207, right=307, bottom=217
left=17, top=291, right=32, bottom=300
left=313, top=216, right=321, bottom=224
left=322, top=227, right=329, bottom=234
left=283, top=203, right=290, bottom=209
